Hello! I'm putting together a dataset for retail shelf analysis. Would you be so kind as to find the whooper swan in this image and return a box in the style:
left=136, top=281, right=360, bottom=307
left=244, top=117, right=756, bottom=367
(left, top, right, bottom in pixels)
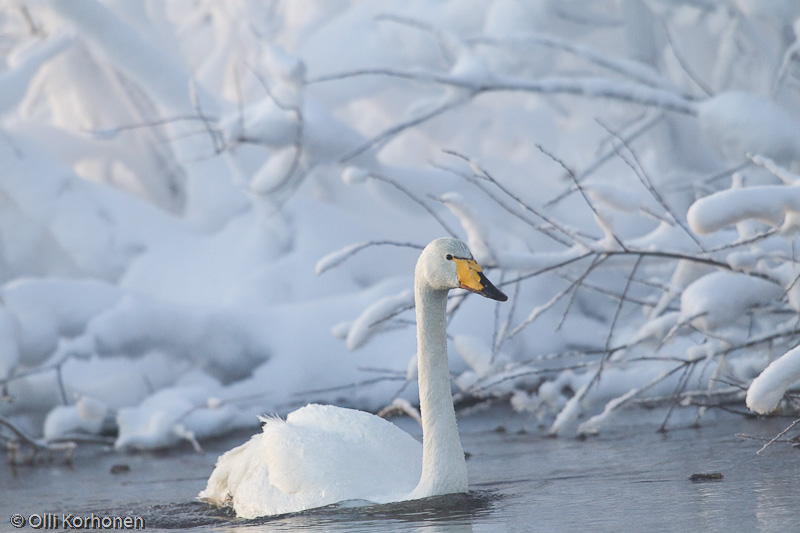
left=198, top=237, right=507, bottom=518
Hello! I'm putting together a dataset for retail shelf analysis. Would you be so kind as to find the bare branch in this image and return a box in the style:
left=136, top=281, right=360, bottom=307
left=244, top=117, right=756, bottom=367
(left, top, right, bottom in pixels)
left=0, top=414, right=76, bottom=465
left=435, top=161, right=576, bottom=247
left=316, top=240, right=424, bottom=275
left=441, top=150, right=592, bottom=247
left=536, top=144, right=627, bottom=251
left=545, top=113, right=664, bottom=208
left=243, top=64, right=305, bottom=198
left=340, top=93, right=471, bottom=164
left=578, top=361, right=695, bottom=435
left=658, top=360, right=695, bottom=432
left=189, top=82, right=225, bottom=155
left=661, top=20, right=713, bottom=97
left=598, top=119, right=709, bottom=255
left=492, top=276, right=521, bottom=358
left=375, top=14, right=456, bottom=65
left=557, top=255, right=610, bottom=331
left=706, top=227, right=778, bottom=253
left=310, top=68, right=698, bottom=115
left=501, top=251, right=594, bottom=286
left=295, top=375, right=406, bottom=397
left=470, top=33, right=687, bottom=95
left=755, top=417, right=800, bottom=455
left=597, top=254, right=643, bottom=377
left=509, top=276, right=579, bottom=338
left=368, top=172, right=458, bottom=237
left=84, top=114, right=221, bottom=138
left=558, top=271, right=673, bottom=310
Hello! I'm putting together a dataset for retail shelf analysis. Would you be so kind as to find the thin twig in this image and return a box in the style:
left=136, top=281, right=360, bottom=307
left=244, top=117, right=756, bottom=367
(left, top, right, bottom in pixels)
left=493, top=277, right=521, bottom=358
left=368, top=172, right=458, bottom=237
left=189, top=82, right=225, bottom=155
left=706, top=228, right=778, bottom=253
left=340, top=93, right=472, bottom=164
left=509, top=272, right=584, bottom=338
left=501, top=251, right=594, bottom=286
left=55, top=363, right=68, bottom=405
left=243, top=64, right=305, bottom=198
left=490, top=270, right=506, bottom=360
left=557, top=255, right=608, bottom=331
left=317, top=240, right=424, bottom=275
left=434, top=161, right=575, bottom=247
left=579, top=361, right=696, bottom=434
left=0, top=414, right=76, bottom=465
left=596, top=254, right=643, bottom=381
left=598, top=119, right=708, bottom=255
left=84, top=114, right=222, bottom=138
left=602, top=249, right=778, bottom=284
left=658, top=360, right=695, bottom=432
left=0, top=414, right=43, bottom=450
left=442, top=150, right=590, bottom=247
left=545, top=113, right=664, bottom=208
left=375, top=14, right=456, bottom=65
left=662, top=20, right=713, bottom=97
left=310, top=68, right=698, bottom=115
left=295, top=375, right=406, bottom=396
left=755, top=417, right=800, bottom=454
left=536, top=144, right=627, bottom=250
left=557, top=270, right=672, bottom=310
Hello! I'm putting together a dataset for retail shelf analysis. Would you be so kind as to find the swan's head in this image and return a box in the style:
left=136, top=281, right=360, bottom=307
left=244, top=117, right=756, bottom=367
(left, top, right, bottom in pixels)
left=416, top=238, right=508, bottom=301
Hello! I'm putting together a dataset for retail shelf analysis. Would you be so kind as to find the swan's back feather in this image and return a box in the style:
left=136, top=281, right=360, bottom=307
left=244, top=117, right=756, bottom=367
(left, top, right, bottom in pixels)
left=199, top=404, right=422, bottom=518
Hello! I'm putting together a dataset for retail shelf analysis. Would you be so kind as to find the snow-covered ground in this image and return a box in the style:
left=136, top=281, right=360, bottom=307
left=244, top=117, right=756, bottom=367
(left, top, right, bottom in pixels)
left=2, top=0, right=800, bottom=454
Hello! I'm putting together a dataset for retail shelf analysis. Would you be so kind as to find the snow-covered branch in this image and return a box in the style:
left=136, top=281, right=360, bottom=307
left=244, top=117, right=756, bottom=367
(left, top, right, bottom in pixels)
left=311, top=69, right=697, bottom=115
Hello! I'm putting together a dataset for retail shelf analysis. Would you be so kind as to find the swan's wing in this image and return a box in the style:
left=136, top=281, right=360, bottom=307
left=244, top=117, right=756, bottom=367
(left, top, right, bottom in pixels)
left=199, top=404, right=422, bottom=518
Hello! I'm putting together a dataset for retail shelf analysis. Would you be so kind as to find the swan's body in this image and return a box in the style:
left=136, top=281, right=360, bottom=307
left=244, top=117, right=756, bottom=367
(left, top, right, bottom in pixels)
left=199, top=238, right=506, bottom=518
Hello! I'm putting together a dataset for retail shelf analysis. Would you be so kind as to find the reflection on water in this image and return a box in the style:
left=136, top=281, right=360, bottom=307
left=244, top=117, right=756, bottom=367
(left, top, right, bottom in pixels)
left=3, top=407, right=799, bottom=532
left=136, top=492, right=497, bottom=532
left=248, top=492, right=496, bottom=533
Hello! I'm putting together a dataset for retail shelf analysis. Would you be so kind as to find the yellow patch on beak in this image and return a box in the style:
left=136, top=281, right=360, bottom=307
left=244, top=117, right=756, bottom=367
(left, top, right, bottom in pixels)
left=454, top=258, right=484, bottom=292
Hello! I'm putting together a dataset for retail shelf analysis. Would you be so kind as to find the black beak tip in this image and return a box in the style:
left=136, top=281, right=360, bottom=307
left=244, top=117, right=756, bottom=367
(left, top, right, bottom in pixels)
left=487, top=285, right=508, bottom=302
left=476, top=272, right=508, bottom=302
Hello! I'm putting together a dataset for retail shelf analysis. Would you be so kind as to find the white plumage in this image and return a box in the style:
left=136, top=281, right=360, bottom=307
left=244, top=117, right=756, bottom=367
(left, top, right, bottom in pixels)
left=198, top=238, right=507, bottom=518
left=200, top=404, right=421, bottom=517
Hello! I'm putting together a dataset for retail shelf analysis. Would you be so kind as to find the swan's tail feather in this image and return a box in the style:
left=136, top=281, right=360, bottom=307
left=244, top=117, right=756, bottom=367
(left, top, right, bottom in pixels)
left=257, top=413, right=282, bottom=425
left=197, top=445, right=242, bottom=507
left=197, top=432, right=264, bottom=507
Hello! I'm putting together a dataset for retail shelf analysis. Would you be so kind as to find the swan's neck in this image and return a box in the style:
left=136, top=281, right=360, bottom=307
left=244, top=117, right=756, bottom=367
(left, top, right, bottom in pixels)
left=410, top=282, right=468, bottom=499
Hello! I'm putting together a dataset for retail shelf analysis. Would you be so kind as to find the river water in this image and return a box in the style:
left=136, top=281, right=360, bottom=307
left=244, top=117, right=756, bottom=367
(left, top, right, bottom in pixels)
left=2, top=406, right=798, bottom=532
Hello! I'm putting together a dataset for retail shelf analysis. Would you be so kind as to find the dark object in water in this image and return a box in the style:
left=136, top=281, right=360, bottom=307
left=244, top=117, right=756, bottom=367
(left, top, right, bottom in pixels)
left=689, top=472, right=723, bottom=482
left=110, top=464, right=131, bottom=474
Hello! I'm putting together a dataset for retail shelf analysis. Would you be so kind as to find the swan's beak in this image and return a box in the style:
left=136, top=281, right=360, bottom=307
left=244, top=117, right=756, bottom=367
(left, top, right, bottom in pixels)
left=455, top=258, right=508, bottom=302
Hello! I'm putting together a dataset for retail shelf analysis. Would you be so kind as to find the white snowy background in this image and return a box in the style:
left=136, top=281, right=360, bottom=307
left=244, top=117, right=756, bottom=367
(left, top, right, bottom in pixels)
left=2, top=0, right=800, bottom=455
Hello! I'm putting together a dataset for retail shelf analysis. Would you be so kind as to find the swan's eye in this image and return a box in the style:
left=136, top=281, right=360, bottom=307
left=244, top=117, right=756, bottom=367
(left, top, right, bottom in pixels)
left=445, top=254, right=453, bottom=260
